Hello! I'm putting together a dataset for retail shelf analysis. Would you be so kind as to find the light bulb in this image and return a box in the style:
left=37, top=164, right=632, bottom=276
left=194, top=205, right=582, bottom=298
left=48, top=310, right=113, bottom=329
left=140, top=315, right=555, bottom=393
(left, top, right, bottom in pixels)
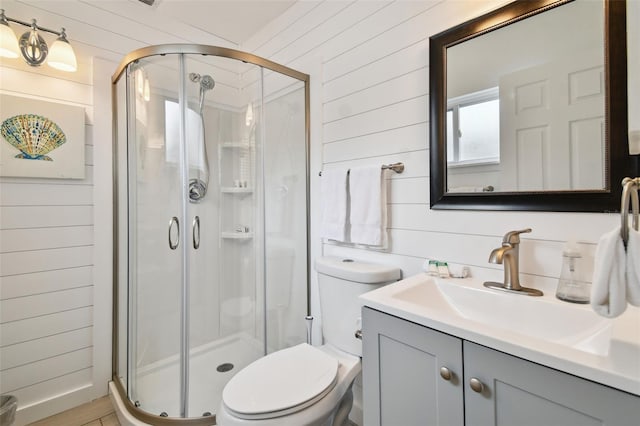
left=47, top=29, right=77, bottom=72
left=0, top=10, right=19, bottom=58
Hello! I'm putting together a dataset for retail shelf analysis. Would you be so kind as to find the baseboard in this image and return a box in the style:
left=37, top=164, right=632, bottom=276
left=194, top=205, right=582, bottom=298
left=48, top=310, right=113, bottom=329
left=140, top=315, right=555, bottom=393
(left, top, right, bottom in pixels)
left=13, top=385, right=99, bottom=426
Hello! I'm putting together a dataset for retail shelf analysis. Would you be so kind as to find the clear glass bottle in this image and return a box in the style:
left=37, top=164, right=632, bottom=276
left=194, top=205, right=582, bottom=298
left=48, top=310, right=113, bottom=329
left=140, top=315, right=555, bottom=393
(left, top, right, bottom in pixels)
left=555, top=240, right=590, bottom=303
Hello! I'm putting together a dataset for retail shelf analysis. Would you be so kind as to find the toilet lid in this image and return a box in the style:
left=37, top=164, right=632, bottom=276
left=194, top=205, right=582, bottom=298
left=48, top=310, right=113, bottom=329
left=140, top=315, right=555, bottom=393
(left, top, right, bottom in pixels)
left=222, top=343, right=338, bottom=419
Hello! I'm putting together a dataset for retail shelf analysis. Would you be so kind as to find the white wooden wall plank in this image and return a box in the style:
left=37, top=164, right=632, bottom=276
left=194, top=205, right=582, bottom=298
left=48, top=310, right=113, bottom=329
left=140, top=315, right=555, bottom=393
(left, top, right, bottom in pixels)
left=320, top=1, right=433, bottom=76
left=243, top=1, right=324, bottom=52
left=388, top=178, right=429, bottom=204
left=0, top=266, right=92, bottom=299
left=324, top=96, right=427, bottom=143
left=324, top=39, right=428, bottom=102
left=0, top=307, right=93, bottom=347
left=0, top=246, right=93, bottom=277
left=0, top=183, right=93, bottom=206
left=0, top=165, right=94, bottom=186
left=1, top=327, right=92, bottom=370
left=323, top=124, right=427, bottom=164
left=85, top=143, right=94, bottom=166
left=0, top=55, right=93, bottom=86
left=323, top=0, right=499, bottom=82
left=324, top=68, right=427, bottom=123
left=0, top=205, right=93, bottom=230
left=252, top=2, right=349, bottom=59
left=390, top=204, right=618, bottom=244
left=1, top=347, right=92, bottom=394
left=0, top=226, right=94, bottom=253
left=0, top=67, right=92, bottom=108
left=267, top=1, right=390, bottom=66
left=0, top=286, right=93, bottom=323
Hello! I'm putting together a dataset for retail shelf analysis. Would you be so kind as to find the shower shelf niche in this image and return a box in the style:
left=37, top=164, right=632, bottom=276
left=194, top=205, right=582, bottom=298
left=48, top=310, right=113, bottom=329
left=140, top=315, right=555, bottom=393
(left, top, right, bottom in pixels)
left=220, top=142, right=251, bottom=149
left=221, top=232, right=254, bottom=240
left=221, top=187, right=253, bottom=195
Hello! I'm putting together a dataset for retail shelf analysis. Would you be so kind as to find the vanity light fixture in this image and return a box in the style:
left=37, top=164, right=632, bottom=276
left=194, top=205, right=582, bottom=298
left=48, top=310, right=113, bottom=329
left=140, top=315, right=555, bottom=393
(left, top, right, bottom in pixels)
left=0, top=9, right=77, bottom=72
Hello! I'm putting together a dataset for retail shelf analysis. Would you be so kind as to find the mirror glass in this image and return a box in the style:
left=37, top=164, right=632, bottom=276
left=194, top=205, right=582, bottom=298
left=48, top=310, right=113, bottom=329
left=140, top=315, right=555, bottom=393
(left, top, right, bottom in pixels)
left=446, top=0, right=604, bottom=193
left=430, top=0, right=635, bottom=211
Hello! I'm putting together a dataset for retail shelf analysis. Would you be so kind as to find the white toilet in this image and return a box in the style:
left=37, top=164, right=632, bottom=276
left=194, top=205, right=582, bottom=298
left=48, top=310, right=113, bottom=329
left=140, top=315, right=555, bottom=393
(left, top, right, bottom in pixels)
left=216, top=256, right=400, bottom=426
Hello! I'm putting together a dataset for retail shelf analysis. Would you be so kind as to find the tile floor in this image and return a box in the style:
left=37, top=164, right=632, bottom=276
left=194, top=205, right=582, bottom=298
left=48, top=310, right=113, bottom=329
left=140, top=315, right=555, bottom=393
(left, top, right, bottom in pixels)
left=27, top=396, right=120, bottom=426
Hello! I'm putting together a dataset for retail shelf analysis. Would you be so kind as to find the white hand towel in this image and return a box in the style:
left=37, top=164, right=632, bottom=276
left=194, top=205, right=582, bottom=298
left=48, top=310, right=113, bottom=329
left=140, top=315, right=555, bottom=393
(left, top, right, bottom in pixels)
left=349, top=166, right=387, bottom=246
left=626, top=228, right=640, bottom=306
left=320, top=168, right=349, bottom=242
left=591, top=227, right=627, bottom=318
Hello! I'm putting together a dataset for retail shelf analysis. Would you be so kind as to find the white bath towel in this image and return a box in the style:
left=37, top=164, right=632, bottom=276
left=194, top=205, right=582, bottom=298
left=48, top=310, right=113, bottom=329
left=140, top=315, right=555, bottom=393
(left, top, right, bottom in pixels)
left=320, top=168, right=349, bottom=242
left=349, top=166, right=387, bottom=246
left=626, top=228, right=640, bottom=306
left=591, top=227, right=627, bottom=318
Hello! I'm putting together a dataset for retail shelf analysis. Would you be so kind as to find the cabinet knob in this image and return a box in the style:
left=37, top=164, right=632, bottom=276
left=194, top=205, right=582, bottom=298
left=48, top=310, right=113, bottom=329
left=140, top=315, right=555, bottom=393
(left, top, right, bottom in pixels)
left=439, top=366, right=453, bottom=381
left=469, top=377, right=485, bottom=393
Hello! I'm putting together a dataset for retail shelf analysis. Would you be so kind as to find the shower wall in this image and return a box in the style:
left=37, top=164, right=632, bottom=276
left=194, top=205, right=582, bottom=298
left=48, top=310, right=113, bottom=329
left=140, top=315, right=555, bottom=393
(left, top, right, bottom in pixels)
left=263, top=87, right=308, bottom=352
left=125, top=80, right=307, bottom=364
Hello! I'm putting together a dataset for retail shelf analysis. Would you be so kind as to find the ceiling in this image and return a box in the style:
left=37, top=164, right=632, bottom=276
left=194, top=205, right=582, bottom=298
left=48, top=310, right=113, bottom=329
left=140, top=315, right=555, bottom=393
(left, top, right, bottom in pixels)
left=141, top=0, right=297, bottom=45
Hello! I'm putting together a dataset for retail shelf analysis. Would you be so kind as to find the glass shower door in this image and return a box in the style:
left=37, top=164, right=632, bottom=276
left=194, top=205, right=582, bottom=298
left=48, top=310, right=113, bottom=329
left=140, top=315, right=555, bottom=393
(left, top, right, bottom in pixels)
left=113, top=47, right=309, bottom=420
left=184, top=55, right=266, bottom=417
left=126, top=55, right=185, bottom=417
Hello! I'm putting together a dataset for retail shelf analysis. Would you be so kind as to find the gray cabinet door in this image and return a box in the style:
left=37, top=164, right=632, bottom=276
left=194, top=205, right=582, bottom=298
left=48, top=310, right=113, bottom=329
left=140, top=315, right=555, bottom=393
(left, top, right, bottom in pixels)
left=463, top=341, right=640, bottom=426
left=362, top=307, right=464, bottom=426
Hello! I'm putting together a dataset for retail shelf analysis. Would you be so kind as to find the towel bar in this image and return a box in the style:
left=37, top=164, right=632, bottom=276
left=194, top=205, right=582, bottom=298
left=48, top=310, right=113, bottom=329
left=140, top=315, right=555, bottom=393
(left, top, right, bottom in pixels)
left=319, top=162, right=404, bottom=176
left=621, top=177, right=640, bottom=245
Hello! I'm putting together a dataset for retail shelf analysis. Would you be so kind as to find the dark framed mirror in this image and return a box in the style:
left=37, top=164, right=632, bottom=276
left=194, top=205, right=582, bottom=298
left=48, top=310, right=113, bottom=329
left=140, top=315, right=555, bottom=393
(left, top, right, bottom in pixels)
left=429, top=0, right=637, bottom=211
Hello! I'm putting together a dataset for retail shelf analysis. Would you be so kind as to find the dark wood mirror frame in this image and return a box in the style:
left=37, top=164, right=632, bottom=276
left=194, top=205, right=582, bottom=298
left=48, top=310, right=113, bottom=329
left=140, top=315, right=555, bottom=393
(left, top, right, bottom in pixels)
left=429, top=0, right=638, bottom=212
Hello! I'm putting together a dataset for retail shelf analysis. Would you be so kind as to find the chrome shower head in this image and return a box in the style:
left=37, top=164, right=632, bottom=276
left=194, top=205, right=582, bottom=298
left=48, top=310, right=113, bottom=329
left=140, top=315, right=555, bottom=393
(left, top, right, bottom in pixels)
left=200, top=75, right=215, bottom=91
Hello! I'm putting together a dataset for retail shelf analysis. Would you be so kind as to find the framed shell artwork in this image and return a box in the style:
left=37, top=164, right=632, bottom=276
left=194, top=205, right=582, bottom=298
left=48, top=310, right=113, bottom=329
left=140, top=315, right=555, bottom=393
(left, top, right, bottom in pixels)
left=0, top=94, right=85, bottom=179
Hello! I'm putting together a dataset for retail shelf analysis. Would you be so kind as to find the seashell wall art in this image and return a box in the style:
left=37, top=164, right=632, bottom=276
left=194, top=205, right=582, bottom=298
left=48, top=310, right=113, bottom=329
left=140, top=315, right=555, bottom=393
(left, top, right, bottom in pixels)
left=0, top=94, right=85, bottom=179
left=1, top=114, right=67, bottom=161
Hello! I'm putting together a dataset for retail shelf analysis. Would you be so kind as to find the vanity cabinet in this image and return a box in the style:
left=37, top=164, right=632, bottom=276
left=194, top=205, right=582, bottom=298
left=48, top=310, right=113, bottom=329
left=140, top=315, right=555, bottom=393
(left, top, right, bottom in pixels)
left=362, top=307, right=640, bottom=426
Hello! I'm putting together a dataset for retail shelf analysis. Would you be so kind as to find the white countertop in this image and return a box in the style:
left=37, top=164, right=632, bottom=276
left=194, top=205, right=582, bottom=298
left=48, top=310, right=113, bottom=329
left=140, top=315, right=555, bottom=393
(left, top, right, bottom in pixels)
left=359, top=273, right=640, bottom=396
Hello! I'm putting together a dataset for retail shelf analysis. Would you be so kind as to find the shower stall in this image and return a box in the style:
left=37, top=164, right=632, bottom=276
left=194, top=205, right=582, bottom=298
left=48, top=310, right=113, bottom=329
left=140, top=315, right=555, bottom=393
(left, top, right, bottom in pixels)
left=111, top=45, right=309, bottom=424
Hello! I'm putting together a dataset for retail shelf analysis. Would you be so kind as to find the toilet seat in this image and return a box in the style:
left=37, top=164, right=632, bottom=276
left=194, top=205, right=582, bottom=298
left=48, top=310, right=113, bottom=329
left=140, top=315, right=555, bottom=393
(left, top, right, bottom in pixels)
left=222, top=343, right=339, bottom=420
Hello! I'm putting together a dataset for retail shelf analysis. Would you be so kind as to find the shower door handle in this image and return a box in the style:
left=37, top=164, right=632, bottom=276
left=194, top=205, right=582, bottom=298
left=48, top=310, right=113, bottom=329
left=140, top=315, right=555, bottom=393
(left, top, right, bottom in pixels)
left=169, top=216, right=179, bottom=250
left=192, top=216, right=200, bottom=249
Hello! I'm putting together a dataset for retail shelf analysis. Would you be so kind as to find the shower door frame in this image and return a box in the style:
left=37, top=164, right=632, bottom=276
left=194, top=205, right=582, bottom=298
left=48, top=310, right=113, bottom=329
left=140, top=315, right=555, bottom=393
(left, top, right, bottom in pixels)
left=111, top=44, right=310, bottom=425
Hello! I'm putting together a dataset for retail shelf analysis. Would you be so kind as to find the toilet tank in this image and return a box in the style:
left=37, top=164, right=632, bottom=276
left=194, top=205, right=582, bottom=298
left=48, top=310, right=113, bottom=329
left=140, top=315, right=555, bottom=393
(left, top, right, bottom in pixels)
left=315, top=257, right=401, bottom=356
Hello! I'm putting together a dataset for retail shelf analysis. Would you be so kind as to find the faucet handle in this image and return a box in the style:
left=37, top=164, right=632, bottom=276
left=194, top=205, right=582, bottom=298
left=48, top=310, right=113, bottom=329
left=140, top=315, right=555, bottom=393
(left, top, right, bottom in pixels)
left=502, top=228, right=532, bottom=244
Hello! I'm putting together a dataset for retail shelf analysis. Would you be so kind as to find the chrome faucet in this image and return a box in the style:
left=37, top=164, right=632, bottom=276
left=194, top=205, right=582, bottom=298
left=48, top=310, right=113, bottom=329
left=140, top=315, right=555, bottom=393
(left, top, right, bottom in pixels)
left=484, top=228, right=543, bottom=296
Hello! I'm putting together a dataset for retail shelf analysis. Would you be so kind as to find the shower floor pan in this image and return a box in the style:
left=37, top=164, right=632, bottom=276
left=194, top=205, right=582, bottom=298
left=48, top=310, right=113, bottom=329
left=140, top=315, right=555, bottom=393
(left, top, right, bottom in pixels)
left=112, top=333, right=262, bottom=424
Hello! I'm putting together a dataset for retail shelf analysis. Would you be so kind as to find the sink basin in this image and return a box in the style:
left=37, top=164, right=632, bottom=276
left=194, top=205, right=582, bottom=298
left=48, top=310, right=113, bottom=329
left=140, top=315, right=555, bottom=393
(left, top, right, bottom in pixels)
left=391, top=277, right=612, bottom=356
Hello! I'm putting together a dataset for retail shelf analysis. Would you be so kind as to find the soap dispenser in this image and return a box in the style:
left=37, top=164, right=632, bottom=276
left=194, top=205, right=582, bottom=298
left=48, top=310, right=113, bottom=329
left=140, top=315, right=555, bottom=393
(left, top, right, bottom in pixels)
left=555, top=240, right=590, bottom=304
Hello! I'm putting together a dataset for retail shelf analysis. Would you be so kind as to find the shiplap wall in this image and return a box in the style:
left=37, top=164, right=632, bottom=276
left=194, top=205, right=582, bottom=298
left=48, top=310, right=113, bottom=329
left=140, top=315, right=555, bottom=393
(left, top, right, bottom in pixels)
left=242, top=1, right=630, bottom=423
left=0, top=58, right=101, bottom=424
